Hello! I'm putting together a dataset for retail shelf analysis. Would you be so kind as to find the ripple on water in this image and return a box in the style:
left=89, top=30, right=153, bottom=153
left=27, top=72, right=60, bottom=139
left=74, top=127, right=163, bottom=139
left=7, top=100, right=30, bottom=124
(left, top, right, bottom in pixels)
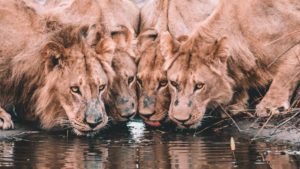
left=0, top=120, right=300, bottom=169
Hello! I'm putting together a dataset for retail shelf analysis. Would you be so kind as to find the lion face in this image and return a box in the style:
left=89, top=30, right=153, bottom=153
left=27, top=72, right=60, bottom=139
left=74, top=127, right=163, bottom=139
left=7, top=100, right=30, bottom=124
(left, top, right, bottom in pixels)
left=39, top=26, right=116, bottom=136
left=161, top=32, right=233, bottom=129
left=105, top=26, right=138, bottom=122
left=136, top=30, right=171, bottom=126
left=108, top=50, right=138, bottom=121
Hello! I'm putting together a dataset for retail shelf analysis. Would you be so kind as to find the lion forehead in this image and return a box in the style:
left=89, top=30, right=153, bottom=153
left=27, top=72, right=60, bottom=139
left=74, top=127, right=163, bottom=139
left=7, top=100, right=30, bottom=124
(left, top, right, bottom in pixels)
left=113, top=55, right=136, bottom=77
left=87, top=57, right=108, bottom=84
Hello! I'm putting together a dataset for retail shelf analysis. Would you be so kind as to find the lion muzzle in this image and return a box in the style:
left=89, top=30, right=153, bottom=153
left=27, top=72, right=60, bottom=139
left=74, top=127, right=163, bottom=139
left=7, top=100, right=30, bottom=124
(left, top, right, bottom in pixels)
left=84, top=100, right=104, bottom=129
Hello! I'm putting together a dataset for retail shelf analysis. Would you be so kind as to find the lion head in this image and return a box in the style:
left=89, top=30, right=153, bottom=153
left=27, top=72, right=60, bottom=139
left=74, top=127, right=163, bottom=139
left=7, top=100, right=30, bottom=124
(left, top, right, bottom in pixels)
left=136, top=29, right=171, bottom=127
left=105, top=26, right=138, bottom=122
left=161, top=32, right=233, bottom=129
left=36, top=25, right=116, bottom=136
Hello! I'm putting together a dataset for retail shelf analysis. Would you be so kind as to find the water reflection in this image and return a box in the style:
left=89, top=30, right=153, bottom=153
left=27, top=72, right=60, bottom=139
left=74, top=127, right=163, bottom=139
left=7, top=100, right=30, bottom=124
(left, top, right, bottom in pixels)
left=0, top=119, right=299, bottom=169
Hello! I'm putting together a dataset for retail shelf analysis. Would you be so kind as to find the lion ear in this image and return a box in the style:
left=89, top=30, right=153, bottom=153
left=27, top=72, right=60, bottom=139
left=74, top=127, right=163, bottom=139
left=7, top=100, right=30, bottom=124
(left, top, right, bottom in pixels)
left=42, top=41, right=65, bottom=73
left=160, top=31, right=181, bottom=71
left=212, top=37, right=229, bottom=64
left=95, top=38, right=116, bottom=66
left=84, top=24, right=102, bottom=47
left=209, top=37, right=230, bottom=75
left=136, top=29, right=158, bottom=62
left=111, top=25, right=134, bottom=48
left=95, top=38, right=116, bottom=86
left=111, top=25, right=137, bottom=60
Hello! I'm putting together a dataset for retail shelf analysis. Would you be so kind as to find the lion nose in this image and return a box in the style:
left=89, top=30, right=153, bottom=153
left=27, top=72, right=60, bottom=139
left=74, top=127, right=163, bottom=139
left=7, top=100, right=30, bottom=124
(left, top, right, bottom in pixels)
left=84, top=116, right=103, bottom=129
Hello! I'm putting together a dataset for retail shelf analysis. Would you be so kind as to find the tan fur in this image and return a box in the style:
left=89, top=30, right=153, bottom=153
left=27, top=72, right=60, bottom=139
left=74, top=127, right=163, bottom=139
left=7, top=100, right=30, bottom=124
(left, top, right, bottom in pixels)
left=0, top=0, right=49, bottom=58
left=98, top=1, right=139, bottom=122
left=0, top=1, right=116, bottom=136
left=105, top=26, right=138, bottom=122
left=162, top=0, right=300, bottom=128
left=137, top=0, right=218, bottom=125
left=98, top=0, right=140, bottom=36
left=28, top=0, right=140, bottom=122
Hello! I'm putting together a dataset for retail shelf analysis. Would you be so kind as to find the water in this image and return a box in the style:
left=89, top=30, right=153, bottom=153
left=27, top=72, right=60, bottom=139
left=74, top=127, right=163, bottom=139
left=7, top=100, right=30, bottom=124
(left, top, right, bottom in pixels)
left=0, top=119, right=300, bottom=169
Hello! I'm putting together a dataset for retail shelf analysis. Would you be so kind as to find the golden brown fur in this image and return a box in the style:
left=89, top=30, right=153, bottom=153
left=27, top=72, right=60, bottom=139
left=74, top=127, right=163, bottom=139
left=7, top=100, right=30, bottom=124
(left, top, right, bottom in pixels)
left=105, top=26, right=138, bottom=122
left=41, top=0, right=140, bottom=34
left=0, top=0, right=116, bottom=136
left=98, top=0, right=139, bottom=122
left=0, top=0, right=49, bottom=58
left=31, top=0, right=140, bottom=122
left=162, top=0, right=300, bottom=128
left=98, top=0, right=140, bottom=35
left=137, top=0, right=218, bottom=125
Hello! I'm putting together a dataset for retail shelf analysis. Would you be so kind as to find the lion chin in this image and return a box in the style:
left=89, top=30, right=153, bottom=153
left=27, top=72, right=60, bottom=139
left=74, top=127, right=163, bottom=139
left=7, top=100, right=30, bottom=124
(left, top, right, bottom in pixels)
left=176, top=122, right=202, bottom=130
left=72, top=128, right=101, bottom=137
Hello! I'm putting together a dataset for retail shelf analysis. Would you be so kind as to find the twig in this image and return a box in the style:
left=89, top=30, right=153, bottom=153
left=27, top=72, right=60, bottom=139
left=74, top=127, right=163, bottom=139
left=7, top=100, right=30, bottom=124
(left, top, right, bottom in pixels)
left=194, top=119, right=228, bottom=135
left=270, top=111, right=300, bottom=135
left=251, top=114, right=273, bottom=141
left=219, top=104, right=243, bottom=132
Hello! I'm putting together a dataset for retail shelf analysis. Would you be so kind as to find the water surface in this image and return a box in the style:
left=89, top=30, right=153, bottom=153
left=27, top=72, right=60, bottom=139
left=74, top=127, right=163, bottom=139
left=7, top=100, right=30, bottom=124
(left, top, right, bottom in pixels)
left=0, top=119, right=299, bottom=169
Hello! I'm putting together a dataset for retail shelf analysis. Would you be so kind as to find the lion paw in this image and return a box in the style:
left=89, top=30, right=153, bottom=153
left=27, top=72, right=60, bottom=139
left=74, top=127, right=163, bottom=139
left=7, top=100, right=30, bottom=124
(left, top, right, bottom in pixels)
left=256, top=99, right=289, bottom=117
left=0, top=111, right=14, bottom=130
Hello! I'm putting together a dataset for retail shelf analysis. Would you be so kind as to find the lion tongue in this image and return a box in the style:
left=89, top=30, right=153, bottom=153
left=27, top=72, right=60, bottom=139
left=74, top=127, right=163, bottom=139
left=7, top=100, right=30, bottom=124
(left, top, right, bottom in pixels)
left=144, top=120, right=161, bottom=127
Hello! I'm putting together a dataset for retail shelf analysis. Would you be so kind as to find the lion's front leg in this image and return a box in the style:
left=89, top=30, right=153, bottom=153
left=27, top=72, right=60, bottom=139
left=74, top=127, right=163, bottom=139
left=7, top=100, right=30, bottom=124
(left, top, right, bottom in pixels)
left=227, top=88, right=249, bottom=115
left=256, top=49, right=300, bottom=117
left=0, top=107, right=14, bottom=130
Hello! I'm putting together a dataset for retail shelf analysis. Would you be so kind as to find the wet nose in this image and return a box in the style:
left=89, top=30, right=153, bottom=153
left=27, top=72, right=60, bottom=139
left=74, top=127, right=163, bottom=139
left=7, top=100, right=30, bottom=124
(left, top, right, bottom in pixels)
left=84, top=116, right=103, bottom=129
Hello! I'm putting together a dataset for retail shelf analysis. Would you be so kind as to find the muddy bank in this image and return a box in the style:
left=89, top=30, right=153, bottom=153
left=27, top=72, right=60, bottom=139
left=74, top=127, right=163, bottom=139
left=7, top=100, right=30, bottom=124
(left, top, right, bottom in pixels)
left=195, top=114, right=300, bottom=145
left=1, top=115, right=299, bottom=146
left=236, top=118, right=300, bottom=145
left=0, top=123, right=40, bottom=141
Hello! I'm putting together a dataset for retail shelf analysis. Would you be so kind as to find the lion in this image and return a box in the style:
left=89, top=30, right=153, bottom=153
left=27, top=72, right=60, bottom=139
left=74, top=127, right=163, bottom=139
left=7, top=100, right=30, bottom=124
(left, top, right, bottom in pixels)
left=137, top=0, right=218, bottom=126
left=39, top=0, right=140, bottom=122
left=161, top=0, right=300, bottom=128
left=22, top=0, right=140, bottom=122
left=0, top=1, right=116, bottom=136
left=98, top=0, right=139, bottom=122
left=105, top=26, right=138, bottom=122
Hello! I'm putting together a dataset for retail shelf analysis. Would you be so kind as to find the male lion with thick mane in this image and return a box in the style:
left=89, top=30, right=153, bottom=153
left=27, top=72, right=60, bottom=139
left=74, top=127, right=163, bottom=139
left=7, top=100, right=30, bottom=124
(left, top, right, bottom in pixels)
left=161, top=0, right=300, bottom=128
left=0, top=0, right=116, bottom=136
left=31, top=0, right=140, bottom=122
left=137, top=0, right=218, bottom=126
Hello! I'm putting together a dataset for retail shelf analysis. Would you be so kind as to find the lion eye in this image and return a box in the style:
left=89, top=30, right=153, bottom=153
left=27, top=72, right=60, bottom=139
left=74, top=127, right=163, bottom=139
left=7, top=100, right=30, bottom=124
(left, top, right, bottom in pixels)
left=128, top=76, right=134, bottom=85
left=99, top=85, right=106, bottom=92
left=159, top=80, right=168, bottom=87
left=70, top=86, right=80, bottom=94
left=194, top=83, right=205, bottom=91
left=170, top=81, right=178, bottom=87
left=137, top=78, right=143, bottom=87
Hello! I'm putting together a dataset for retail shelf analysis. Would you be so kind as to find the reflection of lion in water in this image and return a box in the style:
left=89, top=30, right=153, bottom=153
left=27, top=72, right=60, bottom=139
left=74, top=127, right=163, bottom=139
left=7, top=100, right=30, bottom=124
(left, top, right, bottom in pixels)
left=0, top=1, right=116, bottom=136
